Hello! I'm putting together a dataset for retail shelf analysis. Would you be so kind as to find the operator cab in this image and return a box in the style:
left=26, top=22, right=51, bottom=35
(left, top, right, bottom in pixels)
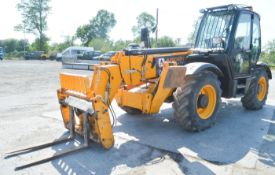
left=194, top=4, right=260, bottom=53
left=189, top=4, right=263, bottom=97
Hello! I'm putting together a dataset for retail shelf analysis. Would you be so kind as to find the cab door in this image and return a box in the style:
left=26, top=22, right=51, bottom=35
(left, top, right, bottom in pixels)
left=232, top=12, right=252, bottom=76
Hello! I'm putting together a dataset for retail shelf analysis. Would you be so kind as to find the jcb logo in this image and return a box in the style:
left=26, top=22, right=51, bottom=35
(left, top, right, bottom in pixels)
left=158, top=58, right=165, bottom=67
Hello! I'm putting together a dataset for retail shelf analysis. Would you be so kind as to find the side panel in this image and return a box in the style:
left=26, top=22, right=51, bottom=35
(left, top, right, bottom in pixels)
left=150, top=63, right=175, bottom=113
left=115, top=63, right=175, bottom=114
left=118, top=54, right=157, bottom=86
left=116, top=88, right=153, bottom=113
left=113, top=51, right=189, bottom=87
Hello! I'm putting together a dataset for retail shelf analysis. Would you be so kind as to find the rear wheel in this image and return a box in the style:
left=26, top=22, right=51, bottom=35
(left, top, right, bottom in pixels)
left=173, top=71, right=222, bottom=132
left=241, top=69, right=268, bottom=110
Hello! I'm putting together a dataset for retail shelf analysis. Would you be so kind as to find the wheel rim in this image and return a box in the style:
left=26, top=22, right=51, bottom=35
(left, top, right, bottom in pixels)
left=196, top=84, right=217, bottom=120
left=257, top=76, right=267, bottom=101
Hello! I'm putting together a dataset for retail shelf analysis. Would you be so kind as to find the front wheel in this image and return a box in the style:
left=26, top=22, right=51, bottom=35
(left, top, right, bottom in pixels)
left=173, top=71, right=222, bottom=132
left=241, top=69, right=269, bottom=110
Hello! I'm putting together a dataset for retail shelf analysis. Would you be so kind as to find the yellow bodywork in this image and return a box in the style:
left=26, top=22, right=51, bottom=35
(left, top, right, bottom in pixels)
left=57, top=49, right=191, bottom=149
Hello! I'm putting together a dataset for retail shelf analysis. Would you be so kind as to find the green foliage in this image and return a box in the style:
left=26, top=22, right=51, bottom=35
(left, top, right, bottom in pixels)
left=76, top=10, right=116, bottom=46
left=157, top=36, right=176, bottom=47
left=4, top=51, right=26, bottom=60
left=0, top=39, right=30, bottom=54
left=265, top=39, right=275, bottom=51
left=149, top=36, right=177, bottom=48
left=76, top=24, right=91, bottom=46
left=91, top=10, right=116, bottom=38
left=89, top=38, right=113, bottom=53
left=133, top=37, right=141, bottom=44
left=260, top=53, right=275, bottom=65
left=0, top=39, right=30, bottom=59
left=88, top=39, right=134, bottom=52
left=132, top=12, right=156, bottom=37
left=15, top=0, right=51, bottom=51
left=113, top=40, right=132, bottom=51
left=30, top=36, right=49, bottom=52
left=260, top=39, right=275, bottom=65
left=51, top=36, right=75, bottom=52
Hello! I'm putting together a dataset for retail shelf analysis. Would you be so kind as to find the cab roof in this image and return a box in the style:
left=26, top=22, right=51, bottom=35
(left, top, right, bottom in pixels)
left=201, top=4, right=254, bottom=13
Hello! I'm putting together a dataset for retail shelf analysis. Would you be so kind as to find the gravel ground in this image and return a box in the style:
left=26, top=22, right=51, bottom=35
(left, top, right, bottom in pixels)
left=0, top=60, right=274, bottom=175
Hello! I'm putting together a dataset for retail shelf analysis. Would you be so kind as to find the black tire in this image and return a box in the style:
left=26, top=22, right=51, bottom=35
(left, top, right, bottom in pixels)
left=241, top=69, right=269, bottom=110
left=172, top=71, right=222, bottom=132
left=121, top=106, right=142, bottom=115
left=165, top=95, right=174, bottom=103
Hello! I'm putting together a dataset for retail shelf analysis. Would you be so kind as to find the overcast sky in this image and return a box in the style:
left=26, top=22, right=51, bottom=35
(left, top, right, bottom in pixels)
left=0, top=0, right=275, bottom=46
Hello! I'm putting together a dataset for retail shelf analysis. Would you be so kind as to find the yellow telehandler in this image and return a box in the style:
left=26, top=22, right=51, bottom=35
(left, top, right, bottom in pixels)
left=6, top=4, right=272, bottom=170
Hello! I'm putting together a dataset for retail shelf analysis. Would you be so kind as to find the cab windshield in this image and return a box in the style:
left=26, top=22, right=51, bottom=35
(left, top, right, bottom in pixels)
left=195, top=11, right=234, bottom=50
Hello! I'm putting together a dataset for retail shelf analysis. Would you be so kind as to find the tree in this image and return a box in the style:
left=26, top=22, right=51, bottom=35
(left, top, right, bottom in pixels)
left=15, top=0, right=51, bottom=51
left=76, top=24, right=91, bottom=46
left=88, top=38, right=113, bottom=53
left=76, top=10, right=116, bottom=46
left=132, top=12, right=156, bottom=37
left=1, top=39, right=17, bottom=53
left=0, top=39, right=30, bottom=53
left=113, top=40, right=132, bottom=51
left=16, top=39, right=30, bottom=52
left=260, top=39, right=275, bottom=65
left=51, top=35, right=76, bottom=52
left=30, top=36, right=49, bottom=51
left=264, top=39, right=275, bottom=53
left=153, top=36, right=176, bottom=47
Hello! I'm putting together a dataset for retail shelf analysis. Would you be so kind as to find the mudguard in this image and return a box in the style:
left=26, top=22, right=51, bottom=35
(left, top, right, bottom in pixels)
left=256, top=62, right=272, bottom=79
left=163, top=62, right=223, bottom=88
left=184, top=62, right=223, bottom=77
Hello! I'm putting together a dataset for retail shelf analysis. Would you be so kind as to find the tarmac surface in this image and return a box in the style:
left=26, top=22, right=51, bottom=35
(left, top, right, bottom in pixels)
left=0, top=60, right=274, bottom=175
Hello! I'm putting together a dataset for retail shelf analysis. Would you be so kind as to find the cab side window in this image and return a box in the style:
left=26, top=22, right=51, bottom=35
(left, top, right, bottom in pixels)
left=233, top=13, right=252, bottom=75
left=251, top=15, right=261, bottom=64
left=234, top=14, right=251, bottom=50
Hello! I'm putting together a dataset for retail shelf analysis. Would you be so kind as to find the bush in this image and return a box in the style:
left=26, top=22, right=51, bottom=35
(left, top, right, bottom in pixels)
left=4, top=51, right=25, bottom=60
left=260, top=52, right=275, bottom=66
left=88, top=38, right=113, bottom=52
